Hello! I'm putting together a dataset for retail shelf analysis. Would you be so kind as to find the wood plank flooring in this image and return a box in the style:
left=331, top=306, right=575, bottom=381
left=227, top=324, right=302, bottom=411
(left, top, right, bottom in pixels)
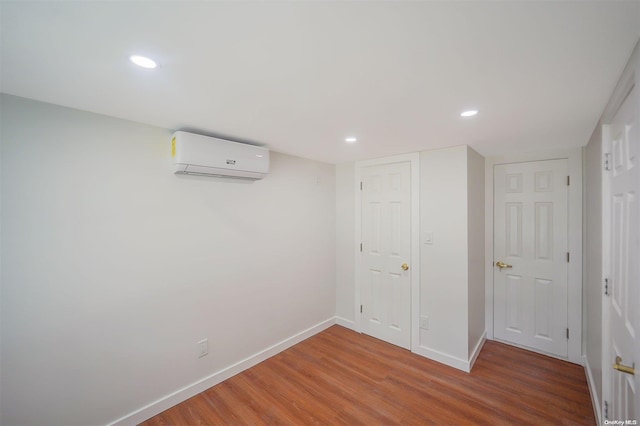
left=140, top=325, right=595, bottom=425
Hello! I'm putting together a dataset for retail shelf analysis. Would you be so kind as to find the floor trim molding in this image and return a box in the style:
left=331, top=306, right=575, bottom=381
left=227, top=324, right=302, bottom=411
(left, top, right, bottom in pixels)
left=583, top=355, right=602, bottom=424
left=335, top=316, right=357, bottom=331
left=412, top=345, right=472, bottom=372
left=468, top=332, right=487, bottom=371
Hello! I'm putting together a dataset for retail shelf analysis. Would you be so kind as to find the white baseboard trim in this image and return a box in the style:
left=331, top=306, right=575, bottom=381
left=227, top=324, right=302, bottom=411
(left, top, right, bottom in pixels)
left=107, top=317, right=336, bottom=426
left=412, top=345, right=473, bottom=373
left=468, top=332, right=487, bottom=372
left=335, top=316, right=358, bottom=331
left=413, top=334, right=486, bottom=373
left=583, top=355, right=602, bottom=425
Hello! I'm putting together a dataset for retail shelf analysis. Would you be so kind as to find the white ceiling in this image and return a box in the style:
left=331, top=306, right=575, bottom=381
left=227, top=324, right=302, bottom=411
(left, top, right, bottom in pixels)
left=1, top=1, right=639, bottom=164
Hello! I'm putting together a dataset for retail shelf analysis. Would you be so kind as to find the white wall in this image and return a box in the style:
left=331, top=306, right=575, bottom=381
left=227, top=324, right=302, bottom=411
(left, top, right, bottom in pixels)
left=335, top=162, right=355, bottom=326
left=0, top=95, right=336, bottom=426
left=467, top=146, right=485, bottom=357
left=419, top=146, right=469, bottom=361
left=584, top=123, right=603, bottom=414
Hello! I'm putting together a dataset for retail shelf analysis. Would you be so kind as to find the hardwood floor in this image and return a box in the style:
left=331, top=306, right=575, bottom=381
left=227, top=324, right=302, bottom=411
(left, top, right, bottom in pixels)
left=140, top=325, right=595, bottom=425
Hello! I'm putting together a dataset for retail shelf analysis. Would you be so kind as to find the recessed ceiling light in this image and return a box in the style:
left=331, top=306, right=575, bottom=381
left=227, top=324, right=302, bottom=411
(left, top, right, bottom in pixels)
left=345, top=137, right=357, bottom=143
left=129, top=55, right=157, bottom=69
left=461, top=110, right=478, bottom=117
left=256, top=154, right=264, bottom=158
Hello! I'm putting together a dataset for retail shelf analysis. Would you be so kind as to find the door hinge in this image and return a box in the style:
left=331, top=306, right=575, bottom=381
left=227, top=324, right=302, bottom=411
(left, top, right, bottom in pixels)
left=604, top=153, right=611, bottom=171
left=567, top=175, right=570, bottom=186
left=566, top=328, right=569, bottom=339
left=604, top=400, right=609, bottom=420
left=604, top=278, right=609, bottom=296
left=566, top=252, right=570, bottom=262
left=360, top=243, right=363, bottom=252
left=360, top=181, right=363, bottom=190
left=360, top=304, right=363, bottom=313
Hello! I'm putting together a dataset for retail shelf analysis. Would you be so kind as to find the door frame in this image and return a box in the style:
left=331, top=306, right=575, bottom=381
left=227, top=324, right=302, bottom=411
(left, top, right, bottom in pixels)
left=354, top=153, right=420, bottom=351
left=484, top=148, right=583, bottom=364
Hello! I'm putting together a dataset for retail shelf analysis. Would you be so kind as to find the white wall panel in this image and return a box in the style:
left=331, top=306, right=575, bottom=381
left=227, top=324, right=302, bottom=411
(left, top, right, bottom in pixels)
left=419, top=146, right=469, bottom=361
left=0, top=95, right=336, bottom=426
left=335, top=162, right=356, bottom=324
left=584, top=120, right=604, bottom=419
left=467, top=147, right=486, bottom=361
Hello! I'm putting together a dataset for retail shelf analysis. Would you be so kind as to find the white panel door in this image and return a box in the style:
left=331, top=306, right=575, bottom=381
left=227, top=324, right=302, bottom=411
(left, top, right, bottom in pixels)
left=494, top=159, right=569, bottom=357
left=605, top=85, right=639, bottom=422
left=361, top=162, right=411, bottom=350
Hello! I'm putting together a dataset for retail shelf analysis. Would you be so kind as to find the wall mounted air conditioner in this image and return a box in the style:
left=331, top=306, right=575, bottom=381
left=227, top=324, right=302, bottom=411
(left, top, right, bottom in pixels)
left=171, top=131, right=269, bottom=180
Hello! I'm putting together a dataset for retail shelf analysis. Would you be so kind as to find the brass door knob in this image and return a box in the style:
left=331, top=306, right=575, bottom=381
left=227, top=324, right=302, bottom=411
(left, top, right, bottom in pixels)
left=401, top=263, right=409, bottom=271
left=495, top=261, right=512, bottom=270
left=614, top=356, right=635, bottom=375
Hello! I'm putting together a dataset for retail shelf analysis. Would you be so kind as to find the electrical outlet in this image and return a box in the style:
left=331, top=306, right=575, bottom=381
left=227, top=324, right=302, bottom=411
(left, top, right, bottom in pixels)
left=197, top=338, right=208, bottom=358
left=420, top=316, right=429, bottom=330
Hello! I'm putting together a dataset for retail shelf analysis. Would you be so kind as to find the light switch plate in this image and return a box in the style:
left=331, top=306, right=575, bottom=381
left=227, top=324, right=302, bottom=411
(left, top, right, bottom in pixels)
left=424, top=232, right=433, bottom=245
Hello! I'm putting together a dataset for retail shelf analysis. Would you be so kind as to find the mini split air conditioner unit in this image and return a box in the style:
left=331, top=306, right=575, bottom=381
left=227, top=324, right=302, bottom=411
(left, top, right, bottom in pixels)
left=171, top=131, right=269, bottom=180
